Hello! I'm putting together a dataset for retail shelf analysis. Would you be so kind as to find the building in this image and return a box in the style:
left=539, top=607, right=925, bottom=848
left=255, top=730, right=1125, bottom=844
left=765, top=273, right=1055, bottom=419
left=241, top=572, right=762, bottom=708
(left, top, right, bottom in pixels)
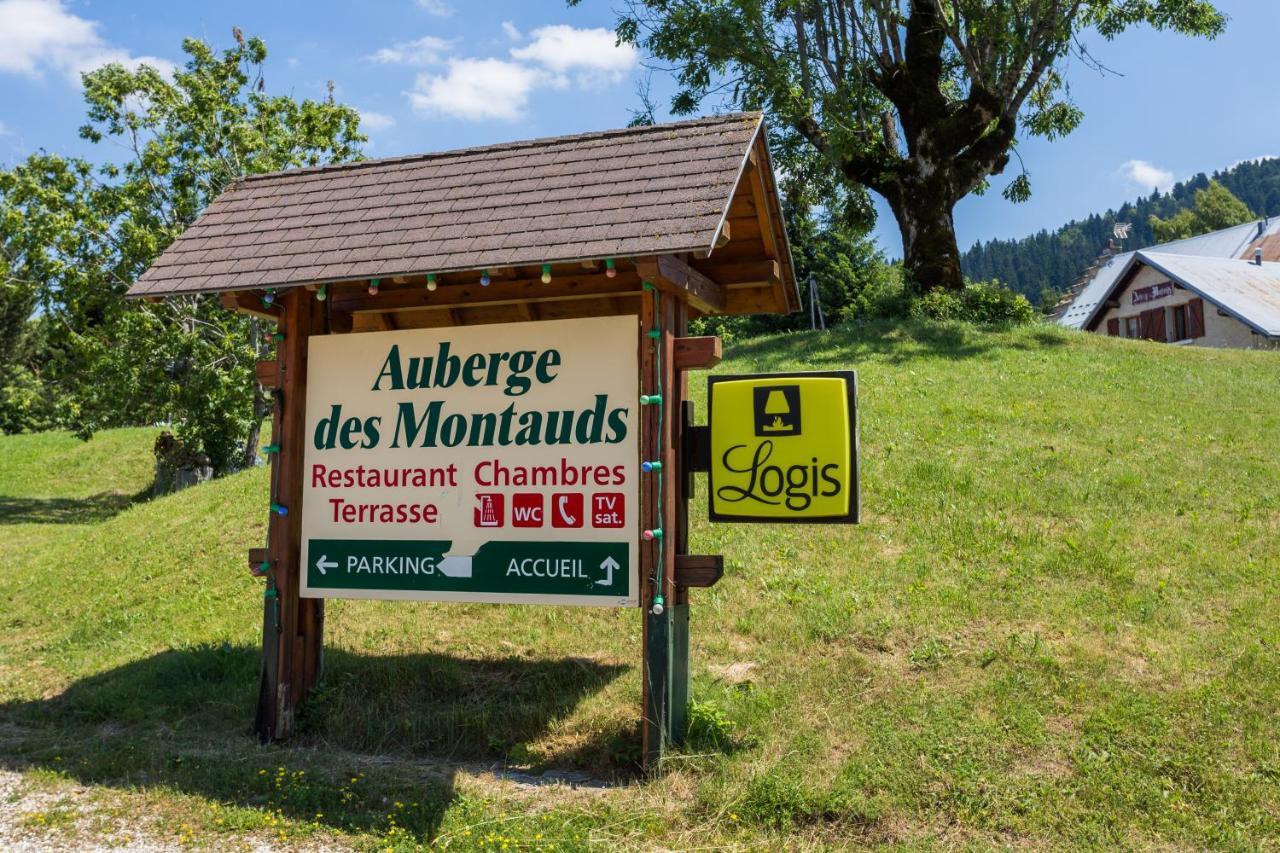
left=1080, top=250, right=1280, bottom=348
left=1054, top=217, right=1280, bottom=347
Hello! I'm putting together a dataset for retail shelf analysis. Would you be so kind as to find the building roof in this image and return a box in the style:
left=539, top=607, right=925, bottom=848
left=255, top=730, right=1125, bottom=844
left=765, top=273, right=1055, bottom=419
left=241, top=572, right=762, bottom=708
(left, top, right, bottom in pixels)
left=128, top=112, right=774, bottom=299
left=1057, top=217, right=1280, bottom=329
left=1085, top=251, right=1280, bottom=337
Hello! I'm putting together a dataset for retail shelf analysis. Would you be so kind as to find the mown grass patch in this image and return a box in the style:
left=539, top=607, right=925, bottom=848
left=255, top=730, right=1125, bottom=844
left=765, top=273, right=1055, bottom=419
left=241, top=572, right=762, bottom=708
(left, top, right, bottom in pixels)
left=1, top=321, right=1279, bottom=848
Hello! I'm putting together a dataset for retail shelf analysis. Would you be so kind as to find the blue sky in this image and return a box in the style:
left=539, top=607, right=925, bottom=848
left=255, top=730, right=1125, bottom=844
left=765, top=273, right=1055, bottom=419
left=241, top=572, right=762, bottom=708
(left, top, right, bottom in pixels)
left=0, top=0, right=1276, bottom=257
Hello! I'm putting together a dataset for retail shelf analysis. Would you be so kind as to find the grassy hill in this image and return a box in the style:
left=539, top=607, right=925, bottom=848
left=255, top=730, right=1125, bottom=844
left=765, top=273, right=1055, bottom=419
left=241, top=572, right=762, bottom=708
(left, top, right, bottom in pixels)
left=2, top=322, right=1279, bottom=849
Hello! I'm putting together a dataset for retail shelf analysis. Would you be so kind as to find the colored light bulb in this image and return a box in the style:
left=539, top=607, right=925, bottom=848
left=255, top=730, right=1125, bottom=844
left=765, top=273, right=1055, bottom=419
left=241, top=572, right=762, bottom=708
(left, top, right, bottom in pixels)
left=651, top=594, right=665, bottom=615
left=426, top=273, right=437, bottom=292
left=541, top=263, right=552, bottom=284
left=262, top=290, right=275, bottom=305
left=368, top=278, right=380, bottom=295
left=480, top=269, right=490, bottom=286
left=605, top=257, right=616, bottom=278
left=315, top=284, right=326, bottom=302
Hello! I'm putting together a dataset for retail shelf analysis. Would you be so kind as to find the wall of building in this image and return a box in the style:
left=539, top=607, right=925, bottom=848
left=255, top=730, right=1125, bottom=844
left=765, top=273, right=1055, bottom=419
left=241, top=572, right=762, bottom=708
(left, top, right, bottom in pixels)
left=1093, top=264, right=1278, bottom=350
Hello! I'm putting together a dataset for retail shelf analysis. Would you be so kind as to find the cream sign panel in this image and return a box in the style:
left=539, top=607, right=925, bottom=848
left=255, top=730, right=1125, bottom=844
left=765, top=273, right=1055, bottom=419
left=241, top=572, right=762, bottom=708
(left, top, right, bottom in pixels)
left=300, top=315, right=639, bottom=606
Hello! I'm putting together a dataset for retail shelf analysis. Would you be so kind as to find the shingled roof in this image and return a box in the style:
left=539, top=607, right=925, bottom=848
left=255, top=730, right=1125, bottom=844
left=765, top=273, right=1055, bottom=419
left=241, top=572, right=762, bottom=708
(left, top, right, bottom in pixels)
left=128, top=112, right=774, bottom=299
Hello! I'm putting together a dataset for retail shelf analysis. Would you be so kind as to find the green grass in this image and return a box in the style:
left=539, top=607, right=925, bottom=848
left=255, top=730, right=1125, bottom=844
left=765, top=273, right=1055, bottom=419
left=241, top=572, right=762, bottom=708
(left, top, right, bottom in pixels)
left=2, top=320, right=1280, bottom=849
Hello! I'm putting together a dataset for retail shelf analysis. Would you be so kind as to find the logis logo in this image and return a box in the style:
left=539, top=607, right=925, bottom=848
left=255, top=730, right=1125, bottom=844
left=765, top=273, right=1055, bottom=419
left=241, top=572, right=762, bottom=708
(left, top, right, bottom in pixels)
left=715, top=441, right=842, bottom=511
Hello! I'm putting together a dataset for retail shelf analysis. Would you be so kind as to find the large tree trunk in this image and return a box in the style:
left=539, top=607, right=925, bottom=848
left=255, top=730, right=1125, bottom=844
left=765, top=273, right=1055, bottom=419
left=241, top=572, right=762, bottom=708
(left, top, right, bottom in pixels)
left=888, top=185, right=965, bottom=295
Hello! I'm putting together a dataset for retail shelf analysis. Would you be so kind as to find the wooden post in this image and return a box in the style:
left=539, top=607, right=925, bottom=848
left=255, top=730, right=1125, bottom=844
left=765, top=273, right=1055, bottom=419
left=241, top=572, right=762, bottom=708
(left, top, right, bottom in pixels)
left=669, top=308, right=691, bottom=748
left=254, top=289, right=325, bottom=742
left=640, top=288, right=684, bottom=769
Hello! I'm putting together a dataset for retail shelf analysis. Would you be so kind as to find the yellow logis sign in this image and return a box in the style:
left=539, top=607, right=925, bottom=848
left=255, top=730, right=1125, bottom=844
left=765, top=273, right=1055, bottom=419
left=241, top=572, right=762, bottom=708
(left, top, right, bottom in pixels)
left=707, top=371, right=858, bottom=523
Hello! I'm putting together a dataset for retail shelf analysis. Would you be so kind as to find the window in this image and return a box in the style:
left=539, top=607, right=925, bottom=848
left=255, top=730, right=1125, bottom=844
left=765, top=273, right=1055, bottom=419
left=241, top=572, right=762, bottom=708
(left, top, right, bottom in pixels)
left=1172, top=304, right=1188, bottom=341
left=1124, top=317, right=1140, bottom=339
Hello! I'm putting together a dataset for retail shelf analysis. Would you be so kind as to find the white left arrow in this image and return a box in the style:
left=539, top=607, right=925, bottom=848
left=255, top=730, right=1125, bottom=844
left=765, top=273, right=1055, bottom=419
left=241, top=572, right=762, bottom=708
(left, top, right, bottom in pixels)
left=597, top=556, right=620, bottom=586
left=315, top=555, right=337, bottom=575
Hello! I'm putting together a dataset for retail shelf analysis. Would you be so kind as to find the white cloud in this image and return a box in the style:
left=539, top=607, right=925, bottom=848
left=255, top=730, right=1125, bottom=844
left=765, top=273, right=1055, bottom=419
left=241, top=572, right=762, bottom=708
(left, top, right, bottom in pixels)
left=367, top=35, right=452, bottom=66
left=358, top=109, right=397, bottom=132
left=0, top=0, right=173, bottom=84
left=397, top=23, right=638, bottom=122
left=415, top=0, right=452, bottom=17
left=407, top=58, right=540, bottom=121
left=1118, top=159, right=1175, bottom=193
left=510, top=25, right=636, bottom=86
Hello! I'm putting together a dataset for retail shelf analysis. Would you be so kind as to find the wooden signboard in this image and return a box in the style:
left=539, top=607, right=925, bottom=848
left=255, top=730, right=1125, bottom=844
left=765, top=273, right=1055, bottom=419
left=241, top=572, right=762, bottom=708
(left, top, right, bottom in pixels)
left=299, top=317, right=639, bottom=606
left=128, top=113, right=806, bottom=770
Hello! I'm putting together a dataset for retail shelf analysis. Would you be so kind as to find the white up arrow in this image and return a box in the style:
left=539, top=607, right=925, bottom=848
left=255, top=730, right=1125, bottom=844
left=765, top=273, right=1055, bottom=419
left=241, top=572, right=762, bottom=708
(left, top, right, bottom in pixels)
left=315, top=555, right=337, bottom=575
left=597, top=556, right=620, bottom=586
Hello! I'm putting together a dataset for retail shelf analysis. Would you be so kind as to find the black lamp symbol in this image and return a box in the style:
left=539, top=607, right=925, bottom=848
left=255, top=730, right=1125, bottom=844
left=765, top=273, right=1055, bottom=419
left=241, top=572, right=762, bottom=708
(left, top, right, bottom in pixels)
left=752, top=385, right=801, bottom=436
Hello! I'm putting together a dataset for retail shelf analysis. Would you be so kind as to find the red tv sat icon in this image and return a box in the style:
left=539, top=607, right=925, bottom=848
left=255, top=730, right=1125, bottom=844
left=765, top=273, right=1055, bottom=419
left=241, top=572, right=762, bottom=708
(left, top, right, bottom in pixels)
left=592, top=493, right=625, bottom=528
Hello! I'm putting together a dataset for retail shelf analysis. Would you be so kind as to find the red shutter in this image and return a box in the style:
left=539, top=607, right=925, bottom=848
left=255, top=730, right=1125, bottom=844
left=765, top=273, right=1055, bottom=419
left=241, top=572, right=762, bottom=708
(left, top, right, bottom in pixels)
left=1143, top=308, right=1167, bottom=342
left=1187, top=298, right=1205, bottom=338
left=1106, top=318, right=1120, bottom=336
left=1153, top=308, right=1168, bottom=342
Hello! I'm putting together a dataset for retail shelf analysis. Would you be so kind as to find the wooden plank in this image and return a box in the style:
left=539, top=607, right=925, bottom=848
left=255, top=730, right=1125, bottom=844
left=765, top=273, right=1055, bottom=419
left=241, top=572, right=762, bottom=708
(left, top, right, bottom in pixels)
left=693, top=259, right=780, bottom=289
left=220, top=290, right=281, bottom=321
left=329, top=272, right=640, bottom=315
left=746, top=149, right=779, bottom=260
left=634, top=255, right=726, bottom=314
left=673, top=336, right=721, bottom=371
left=669, top=310, right=691, bottom=747
left=248, top=548, right=271, bottom=576
left=329, top=311, right=353, bottom=334
left=255, top=289, right=325, bottom=742
left=639, top=290, right=661, bottom=767
left=723, top=285, right=786, bottom=316
left=714, top=219, right=731, bottom=248
left=674, top=555, right=724, bottom=588
left=255, top=360, right=280, bottom=389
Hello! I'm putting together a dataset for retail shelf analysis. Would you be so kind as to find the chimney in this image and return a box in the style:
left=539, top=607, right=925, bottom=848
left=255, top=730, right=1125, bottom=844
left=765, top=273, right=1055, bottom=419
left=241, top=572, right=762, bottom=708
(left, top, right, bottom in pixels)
left=1259, top=220, right=1267, bottom=239
left=1255, top=247, right=1264, bottom=266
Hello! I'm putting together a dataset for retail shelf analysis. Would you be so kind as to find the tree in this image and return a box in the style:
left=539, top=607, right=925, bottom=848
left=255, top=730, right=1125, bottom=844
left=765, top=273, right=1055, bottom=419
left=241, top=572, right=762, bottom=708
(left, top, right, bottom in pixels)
left=1149, top=179, right=1253, bottom=242
left=0, top=31, right=364, bottom=470
left=583, top=0, right=1226, bottom=293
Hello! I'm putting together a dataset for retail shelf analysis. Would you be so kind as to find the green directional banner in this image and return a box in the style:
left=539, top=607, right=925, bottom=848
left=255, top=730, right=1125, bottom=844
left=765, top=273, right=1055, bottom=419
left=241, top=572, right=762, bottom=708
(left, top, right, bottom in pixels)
left=305, top=539, right=629, bottom=599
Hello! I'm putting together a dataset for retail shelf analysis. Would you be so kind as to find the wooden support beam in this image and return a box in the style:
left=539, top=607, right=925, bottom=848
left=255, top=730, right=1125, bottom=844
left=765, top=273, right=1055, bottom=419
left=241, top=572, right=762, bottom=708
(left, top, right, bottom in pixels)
left=746, top=149, right=779, bottom=261
left=693, top=259, right=780, bottom=289
left=329, top=272, right=639, bottom=315
left=220, top=290, right=280, bottom=321
left=254, top=289, right=324, bottom=744
left=641, top=292, right=685, bottom=769
left=329, top=311, right=353, bottom=334
left=674, top=555, right=724, bottom=588
left=634, top=255, right=726, bottom=314
left=673, top=336, right=721, bottom=371
left=248, top=548, right=272, bottom=576
left=255, top=360, right=281, bottom=389
left=714, top=219, right=731, bottom=248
